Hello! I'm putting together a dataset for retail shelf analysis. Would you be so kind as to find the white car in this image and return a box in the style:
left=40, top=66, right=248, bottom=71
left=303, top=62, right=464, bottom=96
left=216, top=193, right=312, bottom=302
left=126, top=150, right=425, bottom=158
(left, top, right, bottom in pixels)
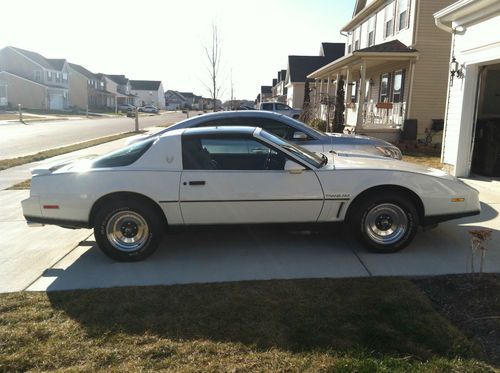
left=22, top=127, right=480, bottom=262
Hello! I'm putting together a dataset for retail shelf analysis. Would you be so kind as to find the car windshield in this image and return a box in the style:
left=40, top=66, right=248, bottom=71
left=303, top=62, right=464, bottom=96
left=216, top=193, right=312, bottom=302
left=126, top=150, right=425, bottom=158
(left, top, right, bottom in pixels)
left=259, top=129, right=325, bottom=168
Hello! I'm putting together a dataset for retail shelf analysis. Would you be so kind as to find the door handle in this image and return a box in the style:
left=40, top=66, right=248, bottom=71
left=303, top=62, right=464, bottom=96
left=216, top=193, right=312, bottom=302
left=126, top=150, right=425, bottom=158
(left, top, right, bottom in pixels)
left=189, top=181, right=206, bottom=186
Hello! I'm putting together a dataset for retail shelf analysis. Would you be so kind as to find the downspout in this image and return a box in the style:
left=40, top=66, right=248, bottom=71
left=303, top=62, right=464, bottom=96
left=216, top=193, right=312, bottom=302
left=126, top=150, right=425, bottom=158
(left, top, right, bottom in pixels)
left=434, top=17, right=453, bottom=33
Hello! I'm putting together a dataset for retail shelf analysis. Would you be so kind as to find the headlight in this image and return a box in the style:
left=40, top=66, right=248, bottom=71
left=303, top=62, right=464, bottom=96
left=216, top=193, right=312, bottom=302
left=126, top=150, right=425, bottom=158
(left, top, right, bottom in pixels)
left=376, top=146, right=403, bottom=160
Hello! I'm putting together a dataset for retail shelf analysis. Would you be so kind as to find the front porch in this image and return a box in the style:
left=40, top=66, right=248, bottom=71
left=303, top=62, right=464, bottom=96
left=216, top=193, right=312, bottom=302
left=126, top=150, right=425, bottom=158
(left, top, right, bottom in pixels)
left=308, top=40, right=419, bottom=143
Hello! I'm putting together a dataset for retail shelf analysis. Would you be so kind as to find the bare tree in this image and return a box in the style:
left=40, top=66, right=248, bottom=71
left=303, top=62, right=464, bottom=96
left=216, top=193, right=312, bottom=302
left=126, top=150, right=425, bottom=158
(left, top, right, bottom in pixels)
left=203, top=22, right=223, bottom=112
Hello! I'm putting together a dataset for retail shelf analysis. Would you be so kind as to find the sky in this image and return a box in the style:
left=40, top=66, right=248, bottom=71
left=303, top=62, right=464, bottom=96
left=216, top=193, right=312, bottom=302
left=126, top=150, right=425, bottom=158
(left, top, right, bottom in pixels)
left=1, top=0, right=355, bottom=101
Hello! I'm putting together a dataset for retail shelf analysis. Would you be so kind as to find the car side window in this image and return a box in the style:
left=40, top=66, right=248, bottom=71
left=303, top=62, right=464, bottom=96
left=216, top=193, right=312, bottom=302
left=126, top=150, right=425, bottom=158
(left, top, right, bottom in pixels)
left=262, top=103, right=274, bottom=111
left=182, top=135, right=287, bottom=171
left=275, top=103, right=289, bottom=111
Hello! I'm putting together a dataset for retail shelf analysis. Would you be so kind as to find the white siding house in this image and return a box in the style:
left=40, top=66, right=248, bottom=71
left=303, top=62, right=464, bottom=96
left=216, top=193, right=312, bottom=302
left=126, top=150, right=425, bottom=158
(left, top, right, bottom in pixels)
left=130, top=80, right=166, bottom=109
left=435, top=0, right=500, bottom=177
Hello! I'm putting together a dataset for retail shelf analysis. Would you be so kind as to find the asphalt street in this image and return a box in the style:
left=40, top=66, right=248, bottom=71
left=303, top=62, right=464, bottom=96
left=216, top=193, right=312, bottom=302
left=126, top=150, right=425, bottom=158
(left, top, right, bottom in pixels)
left=0, top=111, right=192, bottom=159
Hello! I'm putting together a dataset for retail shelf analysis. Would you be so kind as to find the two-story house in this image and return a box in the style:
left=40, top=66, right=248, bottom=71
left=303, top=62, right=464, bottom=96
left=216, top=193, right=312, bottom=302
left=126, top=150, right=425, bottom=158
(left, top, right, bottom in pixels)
left=308, top=0, right=455, bottom=142
left=285, top=42, right=345, bottom=109
left=0, top=46, right=70, bottom=110
left=130, top=80, right=166, bottom=109
left=103, top=74, right=137, bottom=107
left=68, top=63, right=116, bottom=110
left=271, top=70, right=288, bottom=103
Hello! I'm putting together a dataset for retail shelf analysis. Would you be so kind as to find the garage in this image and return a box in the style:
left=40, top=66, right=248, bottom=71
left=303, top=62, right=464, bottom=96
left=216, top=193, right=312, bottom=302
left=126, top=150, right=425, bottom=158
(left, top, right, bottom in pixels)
left=49, top=93, right=64, bottom=110
left=435, top=0, right=500, bottom=178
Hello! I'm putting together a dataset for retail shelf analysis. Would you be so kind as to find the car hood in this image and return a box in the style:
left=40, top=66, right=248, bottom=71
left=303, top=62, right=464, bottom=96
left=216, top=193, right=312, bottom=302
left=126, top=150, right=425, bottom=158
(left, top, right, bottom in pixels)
left=329, top=153, right=457, bottom=181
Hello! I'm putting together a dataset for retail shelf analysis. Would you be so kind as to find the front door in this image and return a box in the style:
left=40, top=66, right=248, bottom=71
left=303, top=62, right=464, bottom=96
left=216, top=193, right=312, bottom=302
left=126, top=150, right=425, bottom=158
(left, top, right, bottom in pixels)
left=179, top=133, right=324, bottom=224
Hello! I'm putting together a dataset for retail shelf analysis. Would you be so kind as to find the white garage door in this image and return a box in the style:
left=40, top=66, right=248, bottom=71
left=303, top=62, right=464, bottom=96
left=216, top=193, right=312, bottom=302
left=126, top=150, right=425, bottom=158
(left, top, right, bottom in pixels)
left=49, top=94, right=63, bottom=110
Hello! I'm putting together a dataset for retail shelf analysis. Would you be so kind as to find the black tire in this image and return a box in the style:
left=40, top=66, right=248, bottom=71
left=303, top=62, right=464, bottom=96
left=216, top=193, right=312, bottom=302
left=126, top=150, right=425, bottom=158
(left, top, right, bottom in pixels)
left=347, top=192, right=419, bottom=253
left=94, top=199, right=164, bottom=261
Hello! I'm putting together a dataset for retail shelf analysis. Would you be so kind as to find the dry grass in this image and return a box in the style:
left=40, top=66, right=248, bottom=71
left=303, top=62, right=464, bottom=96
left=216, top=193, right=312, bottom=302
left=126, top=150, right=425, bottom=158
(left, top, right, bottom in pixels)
left=0, top=278, right=494, bottom=372
left=0, top=131, right=144, bottom=171
left=6, top=179, right=31, bottom=190
left=0, top=114, right=39, bottom=121
left=403, top=151, right=443, bottom=169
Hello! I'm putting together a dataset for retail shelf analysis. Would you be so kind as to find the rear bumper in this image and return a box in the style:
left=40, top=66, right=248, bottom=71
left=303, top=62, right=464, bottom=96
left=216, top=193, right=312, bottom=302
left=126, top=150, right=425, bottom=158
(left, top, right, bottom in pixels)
left=423, top=210, right=481, bottom=226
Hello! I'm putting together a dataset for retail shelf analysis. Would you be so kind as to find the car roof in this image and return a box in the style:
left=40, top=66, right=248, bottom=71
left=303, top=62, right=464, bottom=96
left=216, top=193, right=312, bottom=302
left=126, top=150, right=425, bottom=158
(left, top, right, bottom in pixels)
left=181, top=126, right=257, bottom=136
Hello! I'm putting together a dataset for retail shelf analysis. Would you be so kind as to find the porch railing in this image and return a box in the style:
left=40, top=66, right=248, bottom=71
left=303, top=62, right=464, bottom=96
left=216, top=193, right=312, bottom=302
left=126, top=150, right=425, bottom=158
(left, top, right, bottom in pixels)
left=362, top=101, right=406, bottom=127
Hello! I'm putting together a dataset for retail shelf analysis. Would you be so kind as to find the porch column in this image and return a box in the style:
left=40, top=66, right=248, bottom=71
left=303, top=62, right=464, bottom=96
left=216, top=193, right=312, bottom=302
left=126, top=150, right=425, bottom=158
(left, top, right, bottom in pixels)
left=326, top=75, right=331, bottom=129
left=355, top=61, right=367, bottom=133
left=318, top=78, right=323, bottom=118
left=344, top=68, right=351, bottom=126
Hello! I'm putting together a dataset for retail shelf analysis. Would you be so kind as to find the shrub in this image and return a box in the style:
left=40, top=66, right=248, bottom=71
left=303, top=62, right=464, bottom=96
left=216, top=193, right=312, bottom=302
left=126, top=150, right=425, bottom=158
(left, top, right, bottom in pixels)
left=310, top=118, right=328, bottom=132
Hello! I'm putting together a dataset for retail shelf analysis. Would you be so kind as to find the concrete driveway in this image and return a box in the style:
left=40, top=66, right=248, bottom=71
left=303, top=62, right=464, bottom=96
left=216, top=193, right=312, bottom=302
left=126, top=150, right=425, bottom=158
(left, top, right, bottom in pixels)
left=0, top=178, right=497, bottom=293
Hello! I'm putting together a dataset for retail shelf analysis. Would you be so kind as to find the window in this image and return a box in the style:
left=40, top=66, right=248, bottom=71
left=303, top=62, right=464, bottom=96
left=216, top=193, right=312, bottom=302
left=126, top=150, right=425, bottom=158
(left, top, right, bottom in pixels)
left=34, top=71, right=42, bottom=82
left=92, top=138, right=156, bottom=168
left=197, top=118, right=292, bottom=139
left=397, top=0, right=409, bottom=31
left=351, top=81, right=358, bottom=103
left=384, top=1, right=395, bottom=38
left=62, top=73, right=68, bottom=81
left=353, top=27, right=361, bottom=51
left=347, top=44, right=352, bottom=54
left=262, top=103, right=273, bottom=111
left=55, top=72, right=61, bottom=82
left=182, top=135, right=287, bottom=171
left=275, top=103, right=290, bottom=111
left=47, top=71, right=52, bottom=81
left=380, top=73, right=391, bottom=102
left=392, top=70, right=405, bottom=103
left=367, top=16, right=376, bottom=46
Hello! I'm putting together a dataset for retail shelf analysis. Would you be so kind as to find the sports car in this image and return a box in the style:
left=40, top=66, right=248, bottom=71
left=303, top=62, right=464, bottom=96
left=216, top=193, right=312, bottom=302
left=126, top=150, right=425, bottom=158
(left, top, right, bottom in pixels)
left=22, top=126, right=480, bottom=261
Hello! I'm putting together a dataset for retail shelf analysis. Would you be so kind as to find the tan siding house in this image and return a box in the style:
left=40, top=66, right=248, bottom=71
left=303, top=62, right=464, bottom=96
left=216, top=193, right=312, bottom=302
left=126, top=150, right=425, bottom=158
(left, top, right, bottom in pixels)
left=308, top=0, right=455, bottom=143
left=0, top=71, right=47, bottom=109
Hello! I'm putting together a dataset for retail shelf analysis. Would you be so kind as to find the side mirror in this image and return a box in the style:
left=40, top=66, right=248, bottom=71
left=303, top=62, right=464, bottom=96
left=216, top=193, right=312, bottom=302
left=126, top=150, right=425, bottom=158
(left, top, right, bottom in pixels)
left=284, top=160, right=306, bottom=174
left=293, top=131, right=308, bottom=140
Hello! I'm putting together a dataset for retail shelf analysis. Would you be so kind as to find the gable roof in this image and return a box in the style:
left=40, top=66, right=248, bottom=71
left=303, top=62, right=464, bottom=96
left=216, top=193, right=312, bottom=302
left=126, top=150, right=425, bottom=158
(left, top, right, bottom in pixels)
left=47, top=58, right=66, bottom=70
left=10, top=46, right=66, bottom=70
left=320, top=43, right=346, bottom=60
left=104, top=74, right=129, bottom=85
left=68, top=62, right=96, bottom=79
left=358, top=40, right=418, bottom=53
left=287, top=56, right=332, bottom=83
left=130, top=80, right=162, bottom=91
left=260, top=86, right=272, bottom=94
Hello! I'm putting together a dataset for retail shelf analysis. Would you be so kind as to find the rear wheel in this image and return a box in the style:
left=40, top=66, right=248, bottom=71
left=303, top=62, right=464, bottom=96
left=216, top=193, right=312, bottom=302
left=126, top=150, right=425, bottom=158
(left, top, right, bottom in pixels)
left=348, top=193, right=419, bottom=253
left=94, top=199, right=164, bottom=261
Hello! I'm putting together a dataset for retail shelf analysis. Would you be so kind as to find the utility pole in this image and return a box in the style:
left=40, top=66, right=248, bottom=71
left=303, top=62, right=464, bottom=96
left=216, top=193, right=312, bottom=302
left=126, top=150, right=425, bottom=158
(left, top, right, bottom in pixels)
left=134, top=106, right=139, bottom=132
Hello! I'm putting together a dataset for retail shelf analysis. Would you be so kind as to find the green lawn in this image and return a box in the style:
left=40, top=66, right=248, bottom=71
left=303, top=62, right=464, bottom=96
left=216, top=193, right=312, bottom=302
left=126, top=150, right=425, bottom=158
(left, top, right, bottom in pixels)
left=1, top=277, right=497, bottom=372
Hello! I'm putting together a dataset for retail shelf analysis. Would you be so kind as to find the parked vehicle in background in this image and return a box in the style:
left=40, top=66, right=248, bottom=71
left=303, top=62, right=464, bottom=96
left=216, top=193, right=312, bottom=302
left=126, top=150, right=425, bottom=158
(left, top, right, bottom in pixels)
left=22, top=126, right=480, bottom=261
left=127, top=111, right=403, bottom=159
left=138, top=105, right=159, bottom=113
left=118, top=103, right=135, bottom=112
left=259, top=102, right=302, bottom=119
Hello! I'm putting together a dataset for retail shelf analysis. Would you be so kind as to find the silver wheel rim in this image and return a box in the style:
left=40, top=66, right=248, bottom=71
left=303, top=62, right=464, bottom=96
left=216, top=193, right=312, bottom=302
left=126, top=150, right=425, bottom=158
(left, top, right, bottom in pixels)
left=364, top=203, right=408, bottom=245
left=105, top=211, right=149, bottom=252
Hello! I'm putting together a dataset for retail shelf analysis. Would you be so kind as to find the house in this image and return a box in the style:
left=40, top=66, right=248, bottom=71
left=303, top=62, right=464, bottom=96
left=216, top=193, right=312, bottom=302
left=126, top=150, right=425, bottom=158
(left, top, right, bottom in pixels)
left=434, top=0, right=500, bottom=177
left=257, top=86, right=272, bottom=106
left=165, top=90, right=188, bottom=110
left=130, top=80, right=166, bottom=109
left=102, top=74, right=137, bottom=106
left=0, top=46, right=70, bottom=110
left=68, top=63, right=115, bottom=110
left=285, top=42, right=345, bottom=109
left=308, top=0, right=455, bottom=143
left=271, top=69, right=288, bottom=103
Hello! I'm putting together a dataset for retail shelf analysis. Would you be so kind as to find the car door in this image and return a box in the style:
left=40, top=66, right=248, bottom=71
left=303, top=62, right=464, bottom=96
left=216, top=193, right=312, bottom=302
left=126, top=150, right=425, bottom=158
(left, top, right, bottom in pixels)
left=179, top=133, right=324, bottom=224
left=275, top=103, right=291, bottom=116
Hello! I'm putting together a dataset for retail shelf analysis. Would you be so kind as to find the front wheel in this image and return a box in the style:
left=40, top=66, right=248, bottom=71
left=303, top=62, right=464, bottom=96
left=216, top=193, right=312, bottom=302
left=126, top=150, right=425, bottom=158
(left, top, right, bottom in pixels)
left=348, top=193, right=419, bottom=253
left=94, top=200, right=164, bottom=261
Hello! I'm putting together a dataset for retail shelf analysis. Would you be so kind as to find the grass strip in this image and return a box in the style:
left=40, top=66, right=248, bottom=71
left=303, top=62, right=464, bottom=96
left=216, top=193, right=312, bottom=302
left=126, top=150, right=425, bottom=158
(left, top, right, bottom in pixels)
left=0, top=277, right=494, bottom=372
left=0, top=131, right=144, bottom=171
left=6, top=179, right=31, bottom=190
